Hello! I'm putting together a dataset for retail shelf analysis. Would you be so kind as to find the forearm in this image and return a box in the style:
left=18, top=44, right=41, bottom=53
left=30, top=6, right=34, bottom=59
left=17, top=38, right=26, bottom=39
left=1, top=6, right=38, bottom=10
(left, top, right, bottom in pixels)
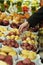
left=27, top=7, right=43, bottom=27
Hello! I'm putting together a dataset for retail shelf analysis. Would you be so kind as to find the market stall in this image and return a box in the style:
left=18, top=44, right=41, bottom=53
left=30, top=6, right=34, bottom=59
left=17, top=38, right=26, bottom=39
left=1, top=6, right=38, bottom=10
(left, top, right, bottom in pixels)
left=0, top=0, right=43, bottom=65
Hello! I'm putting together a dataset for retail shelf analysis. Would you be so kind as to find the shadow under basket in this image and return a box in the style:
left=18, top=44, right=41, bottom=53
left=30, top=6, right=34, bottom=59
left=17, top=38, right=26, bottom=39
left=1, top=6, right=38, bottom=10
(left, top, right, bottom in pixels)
left=37, top=50, right=43, bottom=63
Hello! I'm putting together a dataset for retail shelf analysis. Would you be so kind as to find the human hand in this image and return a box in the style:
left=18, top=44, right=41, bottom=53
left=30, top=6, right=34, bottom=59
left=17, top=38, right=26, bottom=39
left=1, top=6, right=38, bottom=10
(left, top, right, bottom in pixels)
left=19, top=22, right=29, bottom=33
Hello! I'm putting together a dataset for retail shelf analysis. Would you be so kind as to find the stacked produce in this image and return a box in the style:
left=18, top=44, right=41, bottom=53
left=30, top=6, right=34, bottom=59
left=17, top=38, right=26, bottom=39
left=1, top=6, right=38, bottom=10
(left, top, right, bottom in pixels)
left=2, top=39, right=19, bottom=48
left=0, top=11, right=42, bottom=65
left=0, top=1, right=42, bottom=65
left=19, top=50, right=38, bottom=60
left=0, top=0, right=39, bottom=14
left=16, top=58, right=35, bottom=65
left=0, top=46, right=17, bottom=65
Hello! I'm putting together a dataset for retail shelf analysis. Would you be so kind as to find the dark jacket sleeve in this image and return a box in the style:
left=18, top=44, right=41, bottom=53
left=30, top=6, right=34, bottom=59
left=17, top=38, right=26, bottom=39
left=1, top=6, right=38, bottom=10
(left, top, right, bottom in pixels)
left=27, top=7, right=43, bottom=27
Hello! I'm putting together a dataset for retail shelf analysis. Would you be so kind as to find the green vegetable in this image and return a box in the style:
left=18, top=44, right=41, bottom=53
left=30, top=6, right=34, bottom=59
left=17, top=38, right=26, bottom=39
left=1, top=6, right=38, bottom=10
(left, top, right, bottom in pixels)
left=7, top=0, right=10, bottom=7
left=12, top=3, right=17, bottom=6
left=23, top=1, right=30, bottom=6
left=17, top=1, right=22, bottom=6
left=17, top=6, right=22, bottom=12
left=0, top=4, right=5, bottom=12
left=0, top=0, right=4, bottom=3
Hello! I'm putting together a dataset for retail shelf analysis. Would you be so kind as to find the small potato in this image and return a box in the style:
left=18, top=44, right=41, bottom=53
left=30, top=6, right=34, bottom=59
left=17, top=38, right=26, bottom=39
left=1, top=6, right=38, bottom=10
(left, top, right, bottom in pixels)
left=0, top=55, right=5, bottom=60
left=23, top=58, right=31, bottom=64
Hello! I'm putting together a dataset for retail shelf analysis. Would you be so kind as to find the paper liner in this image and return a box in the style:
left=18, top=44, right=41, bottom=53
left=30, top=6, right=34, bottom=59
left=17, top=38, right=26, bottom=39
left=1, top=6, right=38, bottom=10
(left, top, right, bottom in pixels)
left=18, top=54, right=40, bottom=63
left=14, top=55, right=42, bottom=65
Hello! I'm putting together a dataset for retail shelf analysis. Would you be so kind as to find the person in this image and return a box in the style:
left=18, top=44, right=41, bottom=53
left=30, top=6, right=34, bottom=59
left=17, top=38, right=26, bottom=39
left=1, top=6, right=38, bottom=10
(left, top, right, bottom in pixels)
left=19, top=0, right=43, bottom=33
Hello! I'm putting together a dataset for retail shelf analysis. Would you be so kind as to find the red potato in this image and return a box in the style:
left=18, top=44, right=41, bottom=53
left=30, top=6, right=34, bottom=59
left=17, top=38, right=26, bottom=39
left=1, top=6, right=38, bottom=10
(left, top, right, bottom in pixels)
left=0, top=39, right=3, bottom=43
left=3, top=40, right=7, bottom=45
left=23, top=43, right=29, bottom=47
left=22, top=46, right=27, bottom=49
left=32, top=27, right=39, bottom=32
left=8, top=32, right=18, bottom=36
left=16, top=61, right=24, bottom=65
left=6, top=40, right=11, bottom=45
left=23, top=58, right=31, bottom=65
left=26, top=46, right=31, bottom=50
left=3, top=40, right=10, bottom=46
left=21, top=43, right=24, bottom=46
left=11, top=42, right=14, bottom=47
left=2, top=39, right=19, bottom=48
left=7, top=44, right=12, bottom=47
left=0, top=55, right=5, bottom=60
left=21, top=43, right=37, bottom=51
left=14, top=43, right=19, bottom=48
left=2, top=20, right=9, bottom=26
left=16, top=59, right=35, bottom=65
left=5, top=60, right=12, bottom=65
left=32, top=47, right=37, bottom=52
left=10, top=23, right=16, bottom=28
left=30, top=62, right=35, bottom=65
left=7, top=33, right=13, bottom=36
left=3, top=42, right=6, bottom=45
left=8, top=32, right=15, bottom=36
left=5, top=55, right=12, bottom=61
left=29, top=45, right=34, bottom=49
left=21, top=43, right=29, bottom=48
left=22, top=37, right=26, bottom=41
left=4, top=55, right=13, bottom=65
left=11, top=40, right=19, bottom=48
left=10, top=39, right=15, bottom=42
left=0, top=20, right=3, bottom=25
left=10, top=23, right=19, bottom=28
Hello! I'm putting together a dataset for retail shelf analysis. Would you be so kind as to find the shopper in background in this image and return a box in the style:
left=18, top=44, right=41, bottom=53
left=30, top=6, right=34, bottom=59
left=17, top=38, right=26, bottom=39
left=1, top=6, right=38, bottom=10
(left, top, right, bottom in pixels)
left=19, top=0, right=43, bottom=33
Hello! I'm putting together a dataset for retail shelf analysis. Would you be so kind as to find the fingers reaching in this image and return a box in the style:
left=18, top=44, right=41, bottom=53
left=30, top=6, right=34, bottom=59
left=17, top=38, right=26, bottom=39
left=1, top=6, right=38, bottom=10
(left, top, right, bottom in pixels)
left=19, top=22, right=29, bottom=34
